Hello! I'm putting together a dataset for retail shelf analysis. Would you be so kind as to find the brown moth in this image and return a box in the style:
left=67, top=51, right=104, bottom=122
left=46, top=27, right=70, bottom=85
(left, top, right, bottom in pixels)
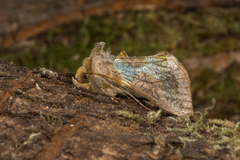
left=72, top=42, right=194, bottom=116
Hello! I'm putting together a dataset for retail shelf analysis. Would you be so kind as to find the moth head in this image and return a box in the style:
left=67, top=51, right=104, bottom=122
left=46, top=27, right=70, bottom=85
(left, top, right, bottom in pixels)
left=74, top=58, right=91, bottom=83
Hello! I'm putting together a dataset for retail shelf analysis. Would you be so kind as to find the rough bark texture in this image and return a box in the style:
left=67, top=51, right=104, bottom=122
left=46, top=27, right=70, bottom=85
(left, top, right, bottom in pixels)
left=0, top=58, right=238, bottom=159
left=1, top=0, right=240, bottom=46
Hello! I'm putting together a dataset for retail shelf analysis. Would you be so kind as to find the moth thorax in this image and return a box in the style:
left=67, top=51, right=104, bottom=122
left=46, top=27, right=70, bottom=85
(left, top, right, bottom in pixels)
left=91, top=57, right=112, bottom=76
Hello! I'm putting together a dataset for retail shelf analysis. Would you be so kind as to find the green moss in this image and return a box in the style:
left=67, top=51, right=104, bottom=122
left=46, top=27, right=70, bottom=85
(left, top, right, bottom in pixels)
left=111, top=109, right=161, bottom=124
left=166, top=100, right=240, bottom=157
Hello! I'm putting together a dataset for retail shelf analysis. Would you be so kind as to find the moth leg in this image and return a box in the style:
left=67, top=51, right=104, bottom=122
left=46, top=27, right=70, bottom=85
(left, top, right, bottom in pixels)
left=72, top=77, right=91, bottom=90
left=100, top=88, right=112, bottom=96
left=142, top=100, right=158, bottom=110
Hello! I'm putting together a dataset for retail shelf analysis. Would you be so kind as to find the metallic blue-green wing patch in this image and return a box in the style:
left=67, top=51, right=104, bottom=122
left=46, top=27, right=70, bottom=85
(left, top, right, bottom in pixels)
left=113, top=55, right=179, bottom=99
left=110, top=53, right=193, bottom=116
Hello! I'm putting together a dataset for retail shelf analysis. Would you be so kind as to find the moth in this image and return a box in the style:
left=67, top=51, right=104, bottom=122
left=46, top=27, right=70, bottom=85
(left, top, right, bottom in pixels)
left=72, top=42, right=193, bottom=116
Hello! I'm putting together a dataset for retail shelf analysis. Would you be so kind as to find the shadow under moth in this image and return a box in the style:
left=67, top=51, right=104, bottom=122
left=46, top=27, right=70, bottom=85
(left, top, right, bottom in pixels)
left=72, top=42, right=193, bottom=116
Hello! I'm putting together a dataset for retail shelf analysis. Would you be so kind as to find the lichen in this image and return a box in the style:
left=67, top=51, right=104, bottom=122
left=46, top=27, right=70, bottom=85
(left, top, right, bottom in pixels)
left=40, top=111, right=63, bottom=125
left=111, top=110, right=147, bottom=122
left=111, top=109, right=162, bottom=124
left=146, top=109, right=162, bottom=124
left=166, top=98, right=240, bottom=157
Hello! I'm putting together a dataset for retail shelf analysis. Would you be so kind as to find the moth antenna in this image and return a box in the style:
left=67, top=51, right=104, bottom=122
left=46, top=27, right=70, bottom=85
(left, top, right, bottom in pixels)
left=121, top=89, right=151, bottom=111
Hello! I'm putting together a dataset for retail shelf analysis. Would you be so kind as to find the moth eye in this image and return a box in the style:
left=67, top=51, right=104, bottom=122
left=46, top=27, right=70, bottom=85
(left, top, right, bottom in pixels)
left=79, top=73, right=89, bottom=83
left=83, top=75, right=88, bottom=80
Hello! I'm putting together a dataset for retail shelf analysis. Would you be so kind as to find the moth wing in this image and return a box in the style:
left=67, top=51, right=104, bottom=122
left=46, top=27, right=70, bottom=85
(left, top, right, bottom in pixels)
left=117, top=50, right=128, bottom=58
left=111, top=52, right=193, bottom=116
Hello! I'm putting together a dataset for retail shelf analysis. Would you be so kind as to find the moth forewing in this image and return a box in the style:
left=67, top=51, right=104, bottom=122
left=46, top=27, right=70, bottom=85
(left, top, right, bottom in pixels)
left=73, top=42, right=194, bottom=116
left=112, top=52, right=193, bottom=116
left=165, top=54, right=193, bottom=116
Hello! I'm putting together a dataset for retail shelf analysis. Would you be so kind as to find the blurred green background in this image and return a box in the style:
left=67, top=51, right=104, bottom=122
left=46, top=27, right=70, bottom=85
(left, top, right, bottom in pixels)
left=1, top=8, right=240, bottom=121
